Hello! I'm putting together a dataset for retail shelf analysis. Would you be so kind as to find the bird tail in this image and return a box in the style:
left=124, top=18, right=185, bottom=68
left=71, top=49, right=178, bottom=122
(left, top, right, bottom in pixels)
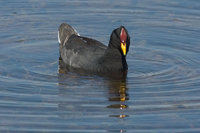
left=58, top=23, right=79, bottom=45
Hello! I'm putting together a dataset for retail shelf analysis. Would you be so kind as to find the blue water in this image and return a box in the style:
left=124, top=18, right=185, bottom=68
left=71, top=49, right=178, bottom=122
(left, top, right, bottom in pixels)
left=0, top=0, right=200, bottom=132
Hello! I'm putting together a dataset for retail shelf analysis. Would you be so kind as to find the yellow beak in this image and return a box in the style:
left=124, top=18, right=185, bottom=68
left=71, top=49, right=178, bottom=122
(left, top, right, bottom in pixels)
left=121, top=43, right=126, bottom=56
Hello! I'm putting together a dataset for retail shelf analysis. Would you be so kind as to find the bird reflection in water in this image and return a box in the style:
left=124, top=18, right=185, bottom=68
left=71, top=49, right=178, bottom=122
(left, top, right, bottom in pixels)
left=58, top=58, right=129, bottom=119
left=107, top=78, right=129, bottom=118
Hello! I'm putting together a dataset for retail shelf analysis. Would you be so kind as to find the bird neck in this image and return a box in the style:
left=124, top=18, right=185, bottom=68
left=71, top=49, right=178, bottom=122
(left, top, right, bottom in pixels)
left=121, top=55, right=128, bottom=70
left=99, top=47, right=127, bottom=71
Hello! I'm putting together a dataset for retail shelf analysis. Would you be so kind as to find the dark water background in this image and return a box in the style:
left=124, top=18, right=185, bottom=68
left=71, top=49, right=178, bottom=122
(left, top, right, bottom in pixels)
left=0, top=0, right=200, bottom=132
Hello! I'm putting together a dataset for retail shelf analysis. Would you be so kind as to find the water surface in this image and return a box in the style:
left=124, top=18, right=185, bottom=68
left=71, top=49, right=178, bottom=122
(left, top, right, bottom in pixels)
left=0, top=0, right=200, bottom=132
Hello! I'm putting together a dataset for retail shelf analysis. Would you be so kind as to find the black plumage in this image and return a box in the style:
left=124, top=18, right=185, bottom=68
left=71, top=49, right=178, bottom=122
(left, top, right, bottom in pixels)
left=58, top=23, right=130, bottom=74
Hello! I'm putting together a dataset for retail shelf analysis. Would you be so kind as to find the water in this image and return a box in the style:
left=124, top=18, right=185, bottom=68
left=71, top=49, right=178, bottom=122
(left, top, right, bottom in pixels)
left=0, top=0, right=200, bottom=132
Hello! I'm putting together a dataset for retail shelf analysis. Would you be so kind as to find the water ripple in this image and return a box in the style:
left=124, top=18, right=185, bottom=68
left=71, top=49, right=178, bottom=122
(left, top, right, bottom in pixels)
left=0, top=0, right=200, bottom=132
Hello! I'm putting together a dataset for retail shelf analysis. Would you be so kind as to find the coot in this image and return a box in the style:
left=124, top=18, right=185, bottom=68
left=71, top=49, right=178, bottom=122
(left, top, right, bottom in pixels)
left=58, top=23, right=130, bottom=74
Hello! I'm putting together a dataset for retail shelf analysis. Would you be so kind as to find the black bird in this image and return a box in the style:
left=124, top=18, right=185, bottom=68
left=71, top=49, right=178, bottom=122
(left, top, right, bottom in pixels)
left=58, top=23, right=130, bottom=74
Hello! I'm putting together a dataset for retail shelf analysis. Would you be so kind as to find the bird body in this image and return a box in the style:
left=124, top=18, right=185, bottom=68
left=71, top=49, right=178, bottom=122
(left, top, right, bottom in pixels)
left=58, top=23, right=130, bottom=74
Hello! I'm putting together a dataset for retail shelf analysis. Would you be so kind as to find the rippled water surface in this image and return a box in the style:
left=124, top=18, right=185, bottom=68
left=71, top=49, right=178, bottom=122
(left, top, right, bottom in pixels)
left=1, top=0, right=200, bottom=132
